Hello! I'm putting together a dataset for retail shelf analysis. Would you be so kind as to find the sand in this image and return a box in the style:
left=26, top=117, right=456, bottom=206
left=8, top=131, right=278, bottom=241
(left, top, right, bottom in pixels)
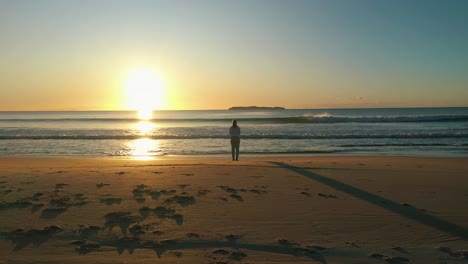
left=0, top=156, right=467, bottom=263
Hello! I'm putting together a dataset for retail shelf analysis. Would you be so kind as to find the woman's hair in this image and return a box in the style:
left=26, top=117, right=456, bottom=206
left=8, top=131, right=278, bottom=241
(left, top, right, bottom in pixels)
left=232, top=119, right=237, bottom=127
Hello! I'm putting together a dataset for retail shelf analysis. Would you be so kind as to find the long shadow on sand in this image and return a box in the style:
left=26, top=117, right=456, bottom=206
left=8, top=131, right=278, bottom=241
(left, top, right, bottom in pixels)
left=76, top=238, right=326, bottom=264
left=269, top=162, right=468, bottom=240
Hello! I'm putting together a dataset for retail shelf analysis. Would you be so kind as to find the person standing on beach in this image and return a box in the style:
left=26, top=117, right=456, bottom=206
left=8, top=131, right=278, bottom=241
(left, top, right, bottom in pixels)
left=229, top=119, right=241, bottom=161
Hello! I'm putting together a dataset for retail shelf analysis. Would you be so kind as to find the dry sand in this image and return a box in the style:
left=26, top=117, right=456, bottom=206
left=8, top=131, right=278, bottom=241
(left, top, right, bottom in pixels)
left=0, top=156, right=467, bottom=263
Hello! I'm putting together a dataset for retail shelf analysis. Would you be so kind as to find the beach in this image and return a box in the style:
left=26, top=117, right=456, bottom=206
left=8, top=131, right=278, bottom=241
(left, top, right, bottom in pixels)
left=1, top=156, right=467, bottom=263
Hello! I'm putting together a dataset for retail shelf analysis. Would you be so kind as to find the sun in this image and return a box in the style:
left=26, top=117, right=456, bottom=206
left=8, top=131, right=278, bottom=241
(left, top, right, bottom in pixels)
left=124, top=68, right=166, bottom=119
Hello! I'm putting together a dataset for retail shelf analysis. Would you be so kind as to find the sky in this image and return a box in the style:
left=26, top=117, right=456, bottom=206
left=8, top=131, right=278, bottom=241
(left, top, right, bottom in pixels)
left=1, top=0, right=467, bottom=110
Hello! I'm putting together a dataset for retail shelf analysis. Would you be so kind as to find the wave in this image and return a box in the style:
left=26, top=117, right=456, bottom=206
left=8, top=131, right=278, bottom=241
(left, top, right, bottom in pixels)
left=1, top=114, right=468, bottom=124
left=298, top=114, right=468, bottom=123
left=105, top=149, right=352, bottom=156
left=1, top=133, right=468, bottom=140
left=339, top=143, right=468, bottom=147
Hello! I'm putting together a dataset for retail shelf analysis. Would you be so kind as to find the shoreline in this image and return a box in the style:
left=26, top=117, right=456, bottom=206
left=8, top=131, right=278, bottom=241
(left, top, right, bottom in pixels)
left=1, top=156, right=467, bottom=263
left=2, top=151, right=468, bottom=160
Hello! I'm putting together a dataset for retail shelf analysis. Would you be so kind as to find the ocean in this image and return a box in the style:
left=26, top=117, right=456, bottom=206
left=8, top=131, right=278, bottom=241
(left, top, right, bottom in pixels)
left=0, top=108, right=467, bottom=158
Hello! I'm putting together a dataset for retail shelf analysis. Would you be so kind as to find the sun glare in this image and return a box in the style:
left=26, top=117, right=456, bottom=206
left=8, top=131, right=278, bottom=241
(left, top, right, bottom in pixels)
left=129, top=138, right=159, bottom=160
left=135, top=121, right=155, bottom=135
left=138, top=109, right=153, bottom=120
left=124, top=68, right=166, bottom=118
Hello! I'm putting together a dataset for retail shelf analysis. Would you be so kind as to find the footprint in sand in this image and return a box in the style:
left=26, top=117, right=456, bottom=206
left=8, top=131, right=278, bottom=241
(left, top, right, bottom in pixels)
left=368, top=253, right=409, bottom=263
left=20, top=181, right=35, bottom=185
left=230, top=194, right=243, bottom=202
left=31, top=193, right=44, bottom=201
left=277, top=238, right=299, bottom=247
left=217, top=185, right=237, bottom=194
left=49, top=195, right=88, bottom=208
left=152, top=230, right=164, bottom=236
left=129, top=224, right=146, bottom=236
left=132, top=184, right=151, bottom=198
left=197, top=189, right=210, bottom=196
left=160, top=189, right=177, bottom=196
left=0, top=199, right=33, bottom=211
left=104, top=211, right=143, bottom=234
left=31, top=203, right=44, bottom=213
left=165, top=195, right=196, bottom=206
left=185, top=232, right=201, bottom=238
left=0, top=189, right=13, bottom=196
left=135, top=197, right=146, bottom=204
left=392, top=246, right=408, bottom=253
left=177, top=184, right=190, bottom=189
left=209, top=249, right=248, bottom=262
left=100, top=197, right=122, bottom=205
left=75, top=242, right=101, bottom=255
left=225, top=234, right=243, bottom=242
left=54, top=183, right=69, bottom=190
left=318, top=193, right=338, bottom=199
left=41, top=207, right=67, bottom=219
left=115, top=236, right=140, bottom=254
left=77, top=225, right=102, bottom=238
left=249, top=189, right=267, bottom=194
left=139, top=206, right=184, bottom=226
left=49, top=171, right=65, bottom=174
left=96, top=183, right=110, bottom=189
left=6, top=225, right=63, bottom=250
left=438, top=246, right=468, bottom=259
left=170, top=251, right=183, bottom=258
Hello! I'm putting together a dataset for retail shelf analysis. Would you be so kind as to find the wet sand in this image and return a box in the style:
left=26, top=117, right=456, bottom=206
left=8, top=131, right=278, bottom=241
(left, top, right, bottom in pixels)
left=0, top=156, right=467, bottom=263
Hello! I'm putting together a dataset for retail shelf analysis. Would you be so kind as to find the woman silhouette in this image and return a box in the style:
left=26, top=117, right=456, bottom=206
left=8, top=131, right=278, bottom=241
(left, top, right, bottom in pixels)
left=229, top=119, right=241, bottom=161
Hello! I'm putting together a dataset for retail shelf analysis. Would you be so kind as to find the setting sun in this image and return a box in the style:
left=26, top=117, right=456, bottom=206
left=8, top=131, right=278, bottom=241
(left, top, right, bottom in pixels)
left=124, top=68, right=166, bottom=118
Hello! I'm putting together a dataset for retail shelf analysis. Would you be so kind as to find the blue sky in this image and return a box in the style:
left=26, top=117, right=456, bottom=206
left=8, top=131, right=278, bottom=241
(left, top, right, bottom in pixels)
left=1, top=0, right=467, bottom=110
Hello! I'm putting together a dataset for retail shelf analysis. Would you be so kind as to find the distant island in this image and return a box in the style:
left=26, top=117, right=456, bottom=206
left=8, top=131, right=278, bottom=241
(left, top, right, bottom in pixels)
left=228, top=106, right=285, bottom=110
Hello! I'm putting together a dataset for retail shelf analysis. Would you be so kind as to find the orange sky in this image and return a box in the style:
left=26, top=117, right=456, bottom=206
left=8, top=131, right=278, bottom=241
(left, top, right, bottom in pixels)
left=1, top=1, right=467, bottom=110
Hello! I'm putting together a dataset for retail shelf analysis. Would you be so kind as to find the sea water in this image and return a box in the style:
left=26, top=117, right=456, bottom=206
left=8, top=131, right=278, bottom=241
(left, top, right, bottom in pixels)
left=0, top=108, right=467, bottom=158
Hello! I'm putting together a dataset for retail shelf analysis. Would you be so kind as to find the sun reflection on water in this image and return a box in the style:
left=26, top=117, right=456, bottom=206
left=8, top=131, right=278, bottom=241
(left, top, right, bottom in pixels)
left=129, top=138, right=159, bottom=160
left=135, top=121, right=155, bottom=135
left=129, top=120, right=159, bottom=160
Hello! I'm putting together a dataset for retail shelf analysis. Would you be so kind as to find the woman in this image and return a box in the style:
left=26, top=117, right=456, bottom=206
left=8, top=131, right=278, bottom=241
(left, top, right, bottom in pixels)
left=229, top=119, right=241, bottom=161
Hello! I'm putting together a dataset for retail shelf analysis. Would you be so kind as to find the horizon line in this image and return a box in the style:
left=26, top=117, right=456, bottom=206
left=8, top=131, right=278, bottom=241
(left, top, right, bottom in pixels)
left=1, top=106, right=468, bottom=112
